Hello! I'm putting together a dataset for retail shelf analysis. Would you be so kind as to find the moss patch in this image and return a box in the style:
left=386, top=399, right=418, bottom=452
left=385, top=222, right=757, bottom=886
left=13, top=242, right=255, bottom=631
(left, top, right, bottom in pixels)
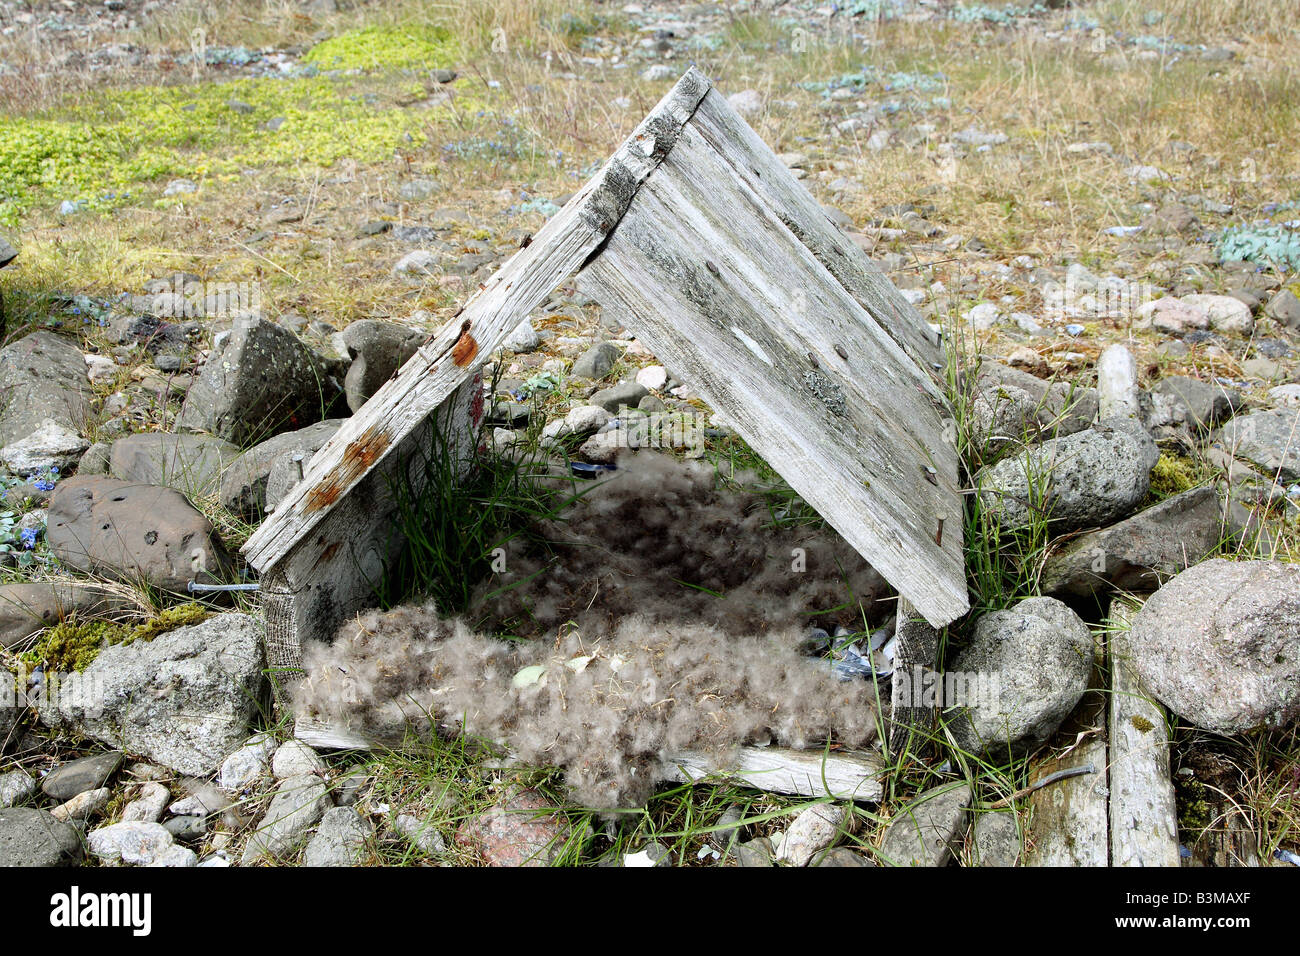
left=1149, top=453, right=1198, bottom=499
left=23, top=603, right=212, bottom=672
left=303, top=26, right=460, bottom=72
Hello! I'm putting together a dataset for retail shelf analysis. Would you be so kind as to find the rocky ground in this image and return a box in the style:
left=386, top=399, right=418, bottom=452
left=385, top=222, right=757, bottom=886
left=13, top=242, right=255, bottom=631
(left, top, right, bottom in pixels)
left=0, top=0, right=1298, bottom=867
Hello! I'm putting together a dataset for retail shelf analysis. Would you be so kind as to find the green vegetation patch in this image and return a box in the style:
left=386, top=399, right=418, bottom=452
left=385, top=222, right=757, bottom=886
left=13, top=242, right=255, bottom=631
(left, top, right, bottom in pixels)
left=1149, top=453, right=1199, bottom=499
left=22, top=603, right=212, bottom=672
left=303, top=25, right=460, bottom=72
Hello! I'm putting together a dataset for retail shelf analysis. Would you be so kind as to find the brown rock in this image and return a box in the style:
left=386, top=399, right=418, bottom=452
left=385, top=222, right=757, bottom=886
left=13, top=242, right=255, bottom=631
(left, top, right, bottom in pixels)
left=46, top=476, right=231, bottom=592
left=455, top=789, right=571, bottom=867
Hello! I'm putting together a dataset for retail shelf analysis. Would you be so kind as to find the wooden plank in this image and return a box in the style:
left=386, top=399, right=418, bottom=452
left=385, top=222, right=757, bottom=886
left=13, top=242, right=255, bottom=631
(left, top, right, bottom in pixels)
left=575, top=110, right=967, bottom=626
left=294, top=716, right=884, bottom=801
left=687, top=89, right=942, bottom=374
left=1023, top=735, right=1109, bottom=866
left=1108, top=601, right=1180, bottom=867
left=888, top=597, right=940, bottom=754
left=242, top=67, right=713, bottom=574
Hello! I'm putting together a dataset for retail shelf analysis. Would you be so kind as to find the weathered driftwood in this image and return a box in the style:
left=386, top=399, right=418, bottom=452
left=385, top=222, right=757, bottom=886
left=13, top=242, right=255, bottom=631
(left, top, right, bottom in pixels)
left=1023, top=736, right=1109, bottom=866
left=575, top=85, right=966, bottom=626
left=887, top=596, right=940, bottom=755
left=293, top=716, right=884, bottom=801
left=1107, top=601, right=1180, bottom=867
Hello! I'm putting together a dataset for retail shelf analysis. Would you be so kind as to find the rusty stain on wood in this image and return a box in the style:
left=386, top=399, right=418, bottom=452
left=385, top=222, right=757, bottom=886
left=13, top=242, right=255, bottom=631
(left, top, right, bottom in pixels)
left=311, top=540, right=343, bottom=571
left=452, top=330, right=479, bottom=367
left=304, top=425, right=392, bottom=513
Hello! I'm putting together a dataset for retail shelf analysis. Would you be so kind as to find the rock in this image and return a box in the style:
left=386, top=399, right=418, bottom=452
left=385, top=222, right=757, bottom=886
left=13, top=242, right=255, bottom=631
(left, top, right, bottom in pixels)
left=218, top=733, right=278, bottom=792
left=1264, top=289, right=1300, bottom=329
left=635, top=365, right=669, bottom=391
left=0, top=420, right=88, bottom=475
left=1181, top=294, right=1253, bottom=335
left=77, top=441, right=112, bottom=476
left=46, top=476, right=233, bottom=592
left=0, top=807, right=82, bottom=866
left=976, top=420, right=1157, bottom=532
left=733, top=837, right=774, bottom=867
left=38, top=614, right=266, bottom=776
left=640, top=64, right=675, bottom=82
left=272, top=740, right=325, bottom=779
left=110, top=432, right=240, bottom=498
left=332, top=767, right=370, bottom=808
left=1127, top=559, right=1300, bottom=733
left=971, top=362, right=1097, bottom=439
left=41, top=751, right=124, bottom=800
left=0, top=581, right=133, bottom=649
left=561, top=405, right=613, bottom=437
left=241, top=774, right=331, bottom=864
left=1040, top=486, right=1224, bottom=598
left=1141, top=202, right=1199, bottom=234
left=392, top=250, right=439, bottom=277
left=877, top=783, right=970, bottom=867
left=393, top=813, right=447, bottom=856
left=589, top=380, right=648, bottom=412
left=341, top=320, right=424, bottom=412
left=178, top=318, right=339, bottom=445
left=397, top=178, right=438, bottom=201
left=88, top=821, right=195, bottom=866
left=0, top=332, right=93, bottom=448
left=0, top=770, right=37, bottom=807
left=503, top=319, right=541, bottom=354
left=964, top=302, right=1001, bottom=331
left=303, top=806, right=373, bottom=866
left=0, top=235, right=15, bottom=268
left=570, top=342, right=620, bottom=380
left=1149, top=376, right=1243, bottom=432
left=973, top=812, right=1020, bottom=866
left=948, top=597, right=1093, bottom=759
left=164, top=815, right=208, bottom=842
left=50, top=786, right=110, bottom=823
left=1269, top=384, right=1300, bottom=408
left=456, top=788, right=570, bottom=867
left=727, top=89, right=763, bottom=117
left=813, top=847, right=875, bottom=866
left=219, top=419, right=343, bottom=516
left=776, top=803, right=850, bottom=866
left=122, top=782, right=170, bottom=823
left=1096, top=345, right=1140, bottom=423
left=1213, top=408, right=1300, bottom=483
left=169, top=784, right=230, bottom=817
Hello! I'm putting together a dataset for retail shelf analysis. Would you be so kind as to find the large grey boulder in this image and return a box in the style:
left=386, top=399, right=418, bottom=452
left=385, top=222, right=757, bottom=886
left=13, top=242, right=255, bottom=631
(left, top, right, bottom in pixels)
left=1212, top=408, right=1300, bottom=484
left=976, top=419, right=1157, bottom=532
left=972, top=362, right=1097, bottom=438
left=948, top=597, right=1094, bottom=760
left=1149, top=376, right=1243, bottom=433
left=38, top=613, right=266, bottom=775
left=219, top=418, right=343, bottom=517
left=46, top=476, right=232, bottom=592
left=110, top=432, right=241, bottom=499
left=0, top=581, right=133, bottom=649
left=877, top=783, right=970, bottom=867
left=0, top=807, right=83, bottom=866
left=341, top=320, right=423, bottom=412
left=1127, top=559, right=1300, bottom=733
left=1040, top=485, right=1224, bottom=598
left=0, top=332, right=93, bottom=448
left=570, top=342, right=620, bottom=380
left=178, top=318, right=340, bottom=445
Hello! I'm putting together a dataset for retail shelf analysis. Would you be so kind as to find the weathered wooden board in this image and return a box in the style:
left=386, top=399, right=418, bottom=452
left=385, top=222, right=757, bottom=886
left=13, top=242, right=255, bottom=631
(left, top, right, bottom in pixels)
left=575, top=90, right=967, bottom=625
left=686, top=91, right=942, bottom=374
left=242, top=68, right=714, bottom=574
left=293, top=716, right=884, bottom=801
left=1108, top=601, right=1180, bottom=867
left=888, top=596, right=940, bottom=754
left=1023, top=735, right=1109, bottom=866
